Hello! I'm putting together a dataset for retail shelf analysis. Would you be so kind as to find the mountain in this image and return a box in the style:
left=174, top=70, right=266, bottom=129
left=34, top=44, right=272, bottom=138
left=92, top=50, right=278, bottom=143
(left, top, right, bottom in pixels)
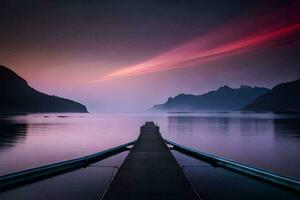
left=0, top=65, right=88, bottom=114
left=152, top=85, right=269, bottom=111
left=243, top=79, right=300, bottom=112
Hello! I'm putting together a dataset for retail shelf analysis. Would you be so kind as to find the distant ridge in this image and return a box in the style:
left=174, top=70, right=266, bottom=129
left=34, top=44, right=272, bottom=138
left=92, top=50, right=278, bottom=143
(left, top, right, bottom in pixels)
left=152, top=85, right=269, bottom=111
left=243, top=79, right=300, bottom=112
left=0, top=65, right=88, bottom=114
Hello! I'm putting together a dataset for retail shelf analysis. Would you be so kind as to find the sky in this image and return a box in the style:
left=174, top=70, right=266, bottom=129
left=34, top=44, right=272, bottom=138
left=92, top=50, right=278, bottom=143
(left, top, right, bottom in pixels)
left=0, top=0, right=300, bottom=112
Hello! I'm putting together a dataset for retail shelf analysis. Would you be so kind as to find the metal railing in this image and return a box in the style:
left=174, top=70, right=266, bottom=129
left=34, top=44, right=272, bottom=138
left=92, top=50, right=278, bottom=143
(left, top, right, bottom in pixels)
left=0, top=140, right=136, bottom=191
left=165, top=139, right=300, bottom=192
left=2, top=136, right=299, bottom=193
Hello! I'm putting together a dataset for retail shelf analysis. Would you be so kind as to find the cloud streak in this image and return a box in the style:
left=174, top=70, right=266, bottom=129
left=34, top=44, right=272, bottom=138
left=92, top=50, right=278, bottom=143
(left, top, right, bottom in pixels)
left=90, top=2, right=300, bottom=82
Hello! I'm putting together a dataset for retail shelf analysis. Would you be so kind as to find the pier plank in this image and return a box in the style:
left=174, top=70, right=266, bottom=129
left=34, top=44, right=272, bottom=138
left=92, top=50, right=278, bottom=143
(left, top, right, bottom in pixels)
left=102, top=122, right=200, bottom=200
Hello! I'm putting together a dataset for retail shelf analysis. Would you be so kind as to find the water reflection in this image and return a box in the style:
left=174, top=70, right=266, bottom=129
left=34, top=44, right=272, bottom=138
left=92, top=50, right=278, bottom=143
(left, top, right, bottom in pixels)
left=168, top=116, right=232, bottom=134
left=167, top=115, right=275, bottom=136
left=238, top=117, right=274, bottom=136
left=273, top=118, right=300, bottom=139
left=1, top=113, right=300, bottom=179
left=0, top=118, right=27, bottom=149
left=166, top=114, right=300, bottom=178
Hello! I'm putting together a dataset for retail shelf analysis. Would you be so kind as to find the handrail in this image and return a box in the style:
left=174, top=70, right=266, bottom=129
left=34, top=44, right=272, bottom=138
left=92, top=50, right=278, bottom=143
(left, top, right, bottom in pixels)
left=0, top=140, right=136, bottom=191
left=164, top=139, right=300, bottom=192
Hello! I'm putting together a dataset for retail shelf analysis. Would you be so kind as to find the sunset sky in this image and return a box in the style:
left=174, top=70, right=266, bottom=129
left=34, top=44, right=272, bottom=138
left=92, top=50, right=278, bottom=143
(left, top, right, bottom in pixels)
left=1, top=0, right=300, bottom=112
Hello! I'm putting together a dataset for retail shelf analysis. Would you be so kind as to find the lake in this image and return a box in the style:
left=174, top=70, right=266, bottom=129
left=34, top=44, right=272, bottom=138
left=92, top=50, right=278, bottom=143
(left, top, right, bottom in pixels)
left=0, top=112, right=299, bottom=199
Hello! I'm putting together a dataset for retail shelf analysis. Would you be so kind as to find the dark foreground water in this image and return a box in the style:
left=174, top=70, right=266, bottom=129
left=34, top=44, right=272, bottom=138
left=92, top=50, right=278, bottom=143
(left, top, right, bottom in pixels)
left=0, top=112, right=299, bottom=199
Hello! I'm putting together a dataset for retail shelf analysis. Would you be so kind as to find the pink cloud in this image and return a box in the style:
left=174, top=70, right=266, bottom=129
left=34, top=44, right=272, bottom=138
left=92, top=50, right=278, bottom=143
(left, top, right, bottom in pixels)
left=90, top=1, right=300, bottom=82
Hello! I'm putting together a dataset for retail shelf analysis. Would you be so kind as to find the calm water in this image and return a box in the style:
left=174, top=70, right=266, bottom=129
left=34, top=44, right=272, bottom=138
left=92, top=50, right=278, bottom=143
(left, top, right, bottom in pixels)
left=0, top=112, right=300, bottom=199
left=0, top=112, right=300, bottom=178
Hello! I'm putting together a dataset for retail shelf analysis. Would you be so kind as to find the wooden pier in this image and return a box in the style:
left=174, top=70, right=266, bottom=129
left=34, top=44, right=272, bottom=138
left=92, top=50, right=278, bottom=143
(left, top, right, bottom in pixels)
left=102, top=122, right=200, bottom=200
left=1, top=122, right=299, bottom=196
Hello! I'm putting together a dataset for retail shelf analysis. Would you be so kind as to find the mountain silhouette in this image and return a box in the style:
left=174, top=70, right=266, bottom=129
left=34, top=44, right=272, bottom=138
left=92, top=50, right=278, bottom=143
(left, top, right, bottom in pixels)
left=0, top=65, right=88, bottom=114
left=152, top=85, right=269, bottom=111
left=243, top=79, right=300, bottom=112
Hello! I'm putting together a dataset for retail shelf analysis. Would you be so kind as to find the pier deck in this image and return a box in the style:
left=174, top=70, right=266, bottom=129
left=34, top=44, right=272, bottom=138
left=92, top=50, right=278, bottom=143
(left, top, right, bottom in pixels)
left=102, top=122, right=200, bottom=200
